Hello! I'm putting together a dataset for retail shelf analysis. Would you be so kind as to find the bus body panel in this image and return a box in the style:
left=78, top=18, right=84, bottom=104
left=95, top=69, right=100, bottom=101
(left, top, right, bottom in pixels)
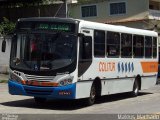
left=8, top=80, right=76, bottom=99
left=101, top=78, right=134, bottom=95
left=79, top=58, right=157, bottom=82
left=141, top=76, right=157, bottom=90
left=75, top=81, right=92, bottom=99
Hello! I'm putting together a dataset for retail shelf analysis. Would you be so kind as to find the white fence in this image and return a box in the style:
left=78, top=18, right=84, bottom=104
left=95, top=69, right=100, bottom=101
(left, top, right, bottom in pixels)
left=0, top=36, right=11, bottom=73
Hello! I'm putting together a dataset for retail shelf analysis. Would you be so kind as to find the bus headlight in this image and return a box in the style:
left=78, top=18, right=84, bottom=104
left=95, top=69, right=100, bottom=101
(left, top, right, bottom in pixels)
left=58, top=77, right=73, bottom=86
left=10, top=72, right=22, bottom=84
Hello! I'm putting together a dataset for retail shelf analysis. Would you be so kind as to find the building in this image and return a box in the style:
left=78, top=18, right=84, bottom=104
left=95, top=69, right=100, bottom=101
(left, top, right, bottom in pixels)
left=70, top=0, right=160, bottom=31
left=70, top=0, right=160, bottom=77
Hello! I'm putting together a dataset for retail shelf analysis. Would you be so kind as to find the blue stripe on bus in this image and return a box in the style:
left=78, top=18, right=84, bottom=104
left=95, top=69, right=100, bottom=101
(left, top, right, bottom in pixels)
left=8, top=80, right=76, bottom=99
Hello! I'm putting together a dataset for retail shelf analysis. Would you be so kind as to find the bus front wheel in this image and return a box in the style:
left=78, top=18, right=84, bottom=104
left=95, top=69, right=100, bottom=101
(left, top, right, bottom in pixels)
left=86, top=83, right=96, bottom=106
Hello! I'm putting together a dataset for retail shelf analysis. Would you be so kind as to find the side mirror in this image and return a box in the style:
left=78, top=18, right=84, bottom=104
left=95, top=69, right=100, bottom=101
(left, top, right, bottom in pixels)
left=78, top=33, right=84, bottom=38
left=1, top=39, right=6, bottom=53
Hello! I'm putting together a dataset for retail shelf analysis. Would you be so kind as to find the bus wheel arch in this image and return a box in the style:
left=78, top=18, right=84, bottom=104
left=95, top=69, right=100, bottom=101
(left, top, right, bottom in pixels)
left=137, top=75, right=141, bottom=90
left=132, top=75, right=141, bottom=97
left=94, top=77, right=102, bottom=97
left=86, top=77, right=102, bottom=106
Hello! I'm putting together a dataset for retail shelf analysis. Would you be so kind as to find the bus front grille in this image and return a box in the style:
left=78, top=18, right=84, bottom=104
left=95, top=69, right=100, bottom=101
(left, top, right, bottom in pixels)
left=25, top=88, right=53, bottom=95
left=25, top=74, right=55, bottom=81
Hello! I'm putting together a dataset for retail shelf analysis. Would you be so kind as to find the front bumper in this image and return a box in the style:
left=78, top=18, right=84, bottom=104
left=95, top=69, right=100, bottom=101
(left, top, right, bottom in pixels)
left=8, top=80, right=76, bottom=99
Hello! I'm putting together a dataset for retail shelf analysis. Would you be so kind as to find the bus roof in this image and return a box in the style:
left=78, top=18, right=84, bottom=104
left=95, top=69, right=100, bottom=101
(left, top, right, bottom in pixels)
left=17, top=17, right=158, bottom=37
left=18, top=17, right=79, bottom=24
left=78, top=19, right=158, bottom=37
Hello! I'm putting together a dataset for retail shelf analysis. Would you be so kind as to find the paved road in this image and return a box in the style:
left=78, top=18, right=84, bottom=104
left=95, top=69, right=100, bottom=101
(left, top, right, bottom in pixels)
left=0, top=83, right=160, bottom=120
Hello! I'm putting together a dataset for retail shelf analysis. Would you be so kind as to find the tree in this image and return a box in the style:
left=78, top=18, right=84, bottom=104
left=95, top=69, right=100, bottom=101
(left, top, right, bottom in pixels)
left=0, top=17, right=15, bottom=37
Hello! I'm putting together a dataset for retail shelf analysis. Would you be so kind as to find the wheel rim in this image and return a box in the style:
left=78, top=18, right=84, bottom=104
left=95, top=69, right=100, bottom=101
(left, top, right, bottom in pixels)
left=133, top=81, right=139, bottom=95
left=90, top=85, right=96, bottom=103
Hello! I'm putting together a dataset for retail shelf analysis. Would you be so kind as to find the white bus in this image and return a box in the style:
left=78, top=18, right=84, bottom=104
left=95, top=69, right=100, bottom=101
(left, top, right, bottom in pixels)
left=8, top=17, right=158, bottom=105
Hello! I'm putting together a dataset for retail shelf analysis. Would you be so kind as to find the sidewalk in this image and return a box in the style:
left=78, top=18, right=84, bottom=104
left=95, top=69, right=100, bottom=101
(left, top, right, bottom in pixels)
left=0, top=74, right=8, bottom=83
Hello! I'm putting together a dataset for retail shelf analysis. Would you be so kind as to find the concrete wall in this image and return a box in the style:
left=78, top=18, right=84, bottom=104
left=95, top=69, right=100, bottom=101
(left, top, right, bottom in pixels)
left=70, top=0, right=149, bottom=23
left=0, top=36, right=11, bottom=73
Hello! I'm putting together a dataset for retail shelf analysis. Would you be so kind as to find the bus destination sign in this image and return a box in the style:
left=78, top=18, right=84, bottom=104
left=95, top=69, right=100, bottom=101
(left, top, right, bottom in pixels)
left=17, top=21, right=76, bottom=33
left=37, top=23, right=72, bottom=32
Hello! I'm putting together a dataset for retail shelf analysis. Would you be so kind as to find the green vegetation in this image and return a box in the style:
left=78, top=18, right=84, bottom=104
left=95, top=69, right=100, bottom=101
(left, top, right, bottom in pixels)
left=0, top=0, right=97, bottom=36
left=0, top=0, right=100, bottom=8
left=0, top=80, right=8, bottom=83
left=0, top=17, right=15, bottom=37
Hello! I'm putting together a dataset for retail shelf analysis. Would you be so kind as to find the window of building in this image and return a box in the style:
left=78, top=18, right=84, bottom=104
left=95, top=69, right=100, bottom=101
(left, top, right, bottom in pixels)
left=81, top=5, right=97, bottom=17
left=133, top=35, right=144, bottom=58
left=149, top=5, right=154, bottom=9
left=94, top=30, right=105, bottom=57
left=145, top=36, right=152, bottom=58
left=153, top=37, right=157, bottom=58
left=121, top=33, right=132, bottom=57
left=106, top=31, right=120, bottom=57
left=110, top=2, right=126, bottom=15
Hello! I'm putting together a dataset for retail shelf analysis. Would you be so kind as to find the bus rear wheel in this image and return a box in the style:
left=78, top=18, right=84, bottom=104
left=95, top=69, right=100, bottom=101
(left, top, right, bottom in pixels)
left=132, top=78, right=140, bottom=97
left=86, top=83, right=96, bottom=106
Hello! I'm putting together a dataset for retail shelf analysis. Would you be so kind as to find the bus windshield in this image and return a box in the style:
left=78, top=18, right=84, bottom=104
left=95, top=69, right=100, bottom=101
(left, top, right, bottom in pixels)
left=10, top=32, right=77, bottom=72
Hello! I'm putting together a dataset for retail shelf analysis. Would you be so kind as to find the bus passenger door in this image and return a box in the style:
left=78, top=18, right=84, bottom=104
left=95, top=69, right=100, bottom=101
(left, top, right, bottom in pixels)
left=78, top=29, right=93, bottom=80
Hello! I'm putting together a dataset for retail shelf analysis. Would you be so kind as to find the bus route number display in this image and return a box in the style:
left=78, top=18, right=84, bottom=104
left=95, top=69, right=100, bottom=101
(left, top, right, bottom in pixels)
left=38, top=23, right=71, bottom=31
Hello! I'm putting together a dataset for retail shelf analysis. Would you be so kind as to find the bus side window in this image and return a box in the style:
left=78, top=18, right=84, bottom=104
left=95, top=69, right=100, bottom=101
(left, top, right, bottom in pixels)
left=153, top=37, right=157, bottom=58
left=106, top=31, right=120, bottom=57
left=82, top=36, right=92, bottom=60
left=145, top=36, right=152, bottom=58
left=94, top=30, right=105, bottom=57
left=1, top=40, right=6, bottom=53
left=78, top=35, right=92, bottom=77
left=133, top=35, right=144, bottom=58
left=121, top=33, right=132, bottom=58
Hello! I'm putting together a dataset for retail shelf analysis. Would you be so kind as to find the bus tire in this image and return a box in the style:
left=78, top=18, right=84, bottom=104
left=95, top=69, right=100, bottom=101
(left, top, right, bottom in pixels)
left=34, top=97, right=47, bottom=104
left=86, top=83, right=96, bottom=106
left=132, top=78, right=140, bottom=97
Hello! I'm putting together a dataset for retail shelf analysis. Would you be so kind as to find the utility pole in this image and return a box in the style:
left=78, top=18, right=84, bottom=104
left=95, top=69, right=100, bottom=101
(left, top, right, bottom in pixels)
left=64, top=0, right=68, bottom=18
left=63, top=0, right=78, bottom=18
